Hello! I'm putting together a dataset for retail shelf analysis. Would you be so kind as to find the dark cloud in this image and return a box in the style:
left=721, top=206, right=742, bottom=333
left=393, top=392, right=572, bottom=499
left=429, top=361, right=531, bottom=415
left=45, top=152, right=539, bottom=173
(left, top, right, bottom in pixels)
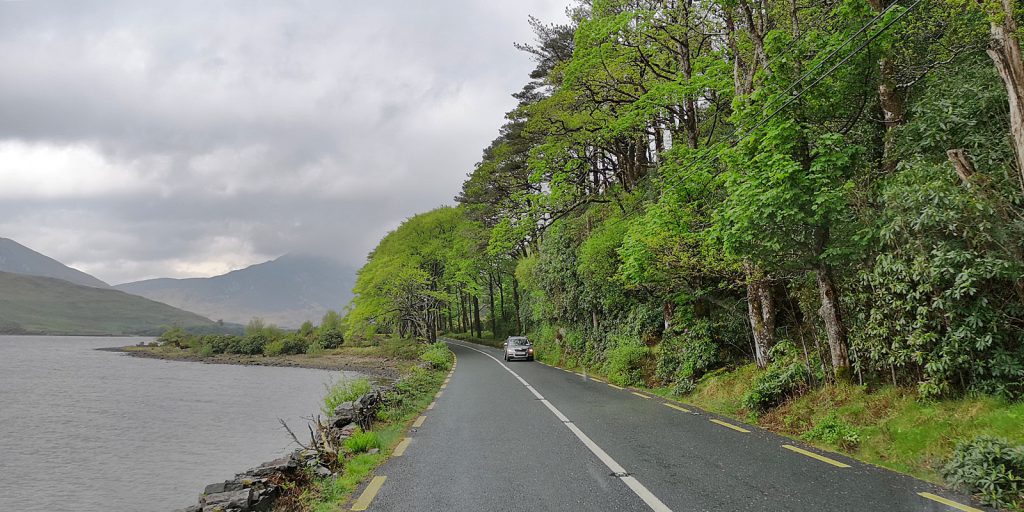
left=0, top=0, right=567, bottom=283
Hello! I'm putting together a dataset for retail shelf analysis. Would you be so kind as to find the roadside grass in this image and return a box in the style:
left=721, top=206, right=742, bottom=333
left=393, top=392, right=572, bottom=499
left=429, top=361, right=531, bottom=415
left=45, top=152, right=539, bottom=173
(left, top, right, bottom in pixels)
left=322, top=377, right=373, bottom=415
left=338, top=336, right=424, bottom=359
left=301, top=343, right=453, bottom=511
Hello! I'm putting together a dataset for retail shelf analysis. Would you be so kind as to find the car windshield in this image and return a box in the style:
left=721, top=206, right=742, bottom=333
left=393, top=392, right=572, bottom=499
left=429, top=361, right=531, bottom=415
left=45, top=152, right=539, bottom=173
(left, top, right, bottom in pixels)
left=508, top=338, right=530, bottom=346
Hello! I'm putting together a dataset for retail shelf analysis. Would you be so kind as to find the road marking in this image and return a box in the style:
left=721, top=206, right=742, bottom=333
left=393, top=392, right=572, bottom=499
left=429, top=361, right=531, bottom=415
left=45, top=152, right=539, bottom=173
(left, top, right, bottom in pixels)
left=412, top=416, right=426, bottom=428
left=447, top=340, right=672, bottom=512
left=663, top=403, right=691, bottom=413
left=781, top=445, right=850, bottom=468
left=393, top=437, right=412, bottom=456
left=435, top=391, right=443, bottom=398
left=917, top=492, right=982, bottom=512
left=608, top=383, right=624, bottom=390
left=440, top=384, right=447, bottom=389
left=588, top=376, right=605, bottom=383
left=351, top=475, right=386, bottom=511
left=710, top=419, right=750, bottom=433
left=632, top=392, right=652, bottom=399
left=427, top=401, right=435, bottom=410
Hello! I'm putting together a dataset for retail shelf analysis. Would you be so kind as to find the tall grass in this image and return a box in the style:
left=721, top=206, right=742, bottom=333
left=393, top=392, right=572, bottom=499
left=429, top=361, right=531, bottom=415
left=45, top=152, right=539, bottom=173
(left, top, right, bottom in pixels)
left=322, top=377, right=372, bottom=415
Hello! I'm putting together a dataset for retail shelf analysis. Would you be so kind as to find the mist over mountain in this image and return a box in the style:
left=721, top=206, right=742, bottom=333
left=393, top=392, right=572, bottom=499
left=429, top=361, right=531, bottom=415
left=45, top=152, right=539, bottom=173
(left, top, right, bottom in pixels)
left=115, top=254, right=356, bottom=328
left=0, top=238, right=109, bottom=289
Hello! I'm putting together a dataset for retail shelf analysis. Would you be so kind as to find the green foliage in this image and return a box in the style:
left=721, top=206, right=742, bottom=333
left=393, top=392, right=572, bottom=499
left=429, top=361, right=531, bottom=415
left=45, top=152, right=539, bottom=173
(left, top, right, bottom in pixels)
left=854, top=162, right=1024, bottom=399
left=343, top=429, right=384, bottom=454
left=603, top=337, right=649, bottom=387
left=656, top=320, right=719, bottom=387
left=419, top=342, right=454, bottom=371
left=742, top=342, right=810, bottom=414
left=942, top=436, right=1024, bottom=509
left=802, top=413, right=861, bottom=451
left=322, top=378, right=372, bottom=416
left=263, top=334, right=309, bottom=356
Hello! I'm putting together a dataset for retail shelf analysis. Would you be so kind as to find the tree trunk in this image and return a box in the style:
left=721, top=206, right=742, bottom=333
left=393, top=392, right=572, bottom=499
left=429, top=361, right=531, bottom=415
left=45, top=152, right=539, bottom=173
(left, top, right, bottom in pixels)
left=472, top=295, right=482, bottom=338
left=987, top=0, right=1024, bottom=190
left=488, top=272, right=497, bottom=338
left=663, top=300, right=675, bottom=332
left=744, top=262, right=775, bottom=368
left=512, top=276, right=523, bottom=335
left=816, top=264, right=851, bottom=380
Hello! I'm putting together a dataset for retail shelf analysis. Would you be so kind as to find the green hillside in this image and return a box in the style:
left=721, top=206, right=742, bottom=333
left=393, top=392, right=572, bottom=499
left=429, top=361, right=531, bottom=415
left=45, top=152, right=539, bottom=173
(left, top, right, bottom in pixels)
left=0, top=271, right=222, bottom=336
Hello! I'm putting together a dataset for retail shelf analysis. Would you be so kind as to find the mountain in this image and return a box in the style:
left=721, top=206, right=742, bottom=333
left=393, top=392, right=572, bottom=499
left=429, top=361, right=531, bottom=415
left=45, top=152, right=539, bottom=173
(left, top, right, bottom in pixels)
left=115, top=254, right=356, bottom=328
left=0, top=237, right=109, bottom=288
left=0, top=271, right=222, bottom=336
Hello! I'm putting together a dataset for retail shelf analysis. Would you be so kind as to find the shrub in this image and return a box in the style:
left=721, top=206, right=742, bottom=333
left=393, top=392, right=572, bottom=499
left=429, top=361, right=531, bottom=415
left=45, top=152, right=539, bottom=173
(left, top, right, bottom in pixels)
left=672, top=378, right=697, bottom=396
left=316, top=328, right=345, bottom=349
left=942, top=436, right=1024, bottom=510
left=742, top=342, right=809, bottom=414
left=656, top=320, right=719, bottom=387
left=343, top=428, right=383, bottom=454
left=604, top=340, right=649, bottom=387
left=230, top=333, right=270, bottom=355
left=264, top=334, right=309, bottom=356
left=420, top=342, right=453, bottom=370
left=802, top=413, right=861, bottom=450
left=322, top=377, right=373, bottom=415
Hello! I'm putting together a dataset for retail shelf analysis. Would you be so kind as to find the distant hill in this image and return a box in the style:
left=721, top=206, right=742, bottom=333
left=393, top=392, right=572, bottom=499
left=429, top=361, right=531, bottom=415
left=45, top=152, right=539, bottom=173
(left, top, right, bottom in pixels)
left=0, top=237, right=109, bottom=288
left=0, top=271, right=224, bottom=336
left=115, top=254, right=356, bottom=328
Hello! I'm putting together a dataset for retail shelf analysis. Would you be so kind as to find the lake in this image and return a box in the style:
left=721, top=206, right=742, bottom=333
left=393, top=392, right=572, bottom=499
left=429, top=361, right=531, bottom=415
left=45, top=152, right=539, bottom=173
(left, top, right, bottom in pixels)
left=0, top=335, right=363, bottom=511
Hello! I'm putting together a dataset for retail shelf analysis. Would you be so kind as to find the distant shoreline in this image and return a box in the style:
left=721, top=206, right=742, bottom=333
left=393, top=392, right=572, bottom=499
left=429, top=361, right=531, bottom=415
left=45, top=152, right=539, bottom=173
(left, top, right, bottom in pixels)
left=109, top=345, right=402, bottom=380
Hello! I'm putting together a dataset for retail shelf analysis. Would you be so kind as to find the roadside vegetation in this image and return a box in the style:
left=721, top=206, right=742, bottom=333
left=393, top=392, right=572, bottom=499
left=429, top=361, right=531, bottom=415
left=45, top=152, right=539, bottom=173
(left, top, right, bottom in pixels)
left=299, top=342, right=454, bottom=511
left=340, top=1, right=1024, bottom=508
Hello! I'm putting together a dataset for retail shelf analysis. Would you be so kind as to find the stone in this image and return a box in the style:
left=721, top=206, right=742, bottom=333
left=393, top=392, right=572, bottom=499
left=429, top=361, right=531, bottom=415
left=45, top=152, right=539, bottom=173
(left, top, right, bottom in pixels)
left=201, top=487, right=252, bottom=510
left=204, top=481, right=243, bottom=495
left=247, top=456, right=297, bottom=477
left=331, top=401, right=358, bottom=427
left=314, top=465, right=332, bottom=477
left=367, top=448, right=380, bottom=455
left=172, top=507, right=201, bottom=512
left=339, top=423, right=359, bottom=436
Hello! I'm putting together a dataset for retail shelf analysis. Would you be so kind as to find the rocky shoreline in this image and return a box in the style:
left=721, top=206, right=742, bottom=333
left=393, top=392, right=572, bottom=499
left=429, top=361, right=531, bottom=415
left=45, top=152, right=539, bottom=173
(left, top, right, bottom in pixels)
left=173, top=386, right=392, bottom=512
left=106, top=346, right=403, bottom=380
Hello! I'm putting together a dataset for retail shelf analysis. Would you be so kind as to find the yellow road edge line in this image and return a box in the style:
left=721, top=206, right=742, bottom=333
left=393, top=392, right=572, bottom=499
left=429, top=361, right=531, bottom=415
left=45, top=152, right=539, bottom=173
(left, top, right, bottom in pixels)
left=781, top=444, right=850, bottom=468
left=663, top=402, right=691, bottom=413
left=631, top=392, right=652, bottom=399
left=435, top=391, right=443, bottom=398
left=575, top=372, right=585, bottom=377
left=711, top=419, right=751, bottom=433
left=412, top=415, right=426, bottom=428
left=427, top=401, right=435, bottom=410
left=607, top=383, right=624, bottom=390
left=393, top=437, right=412, bottom=457
left=917, top=492, right=983, bottom=512
left=351, top=475, right=387, bottom=511
left=440, top=384, right=447, bottom=389
left=588, top=377, right=605, bottom=383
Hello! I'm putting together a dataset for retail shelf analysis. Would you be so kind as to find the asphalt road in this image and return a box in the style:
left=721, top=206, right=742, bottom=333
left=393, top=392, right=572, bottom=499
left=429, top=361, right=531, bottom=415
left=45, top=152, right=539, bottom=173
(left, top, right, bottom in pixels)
left=358, top=339, right=990, bottom=512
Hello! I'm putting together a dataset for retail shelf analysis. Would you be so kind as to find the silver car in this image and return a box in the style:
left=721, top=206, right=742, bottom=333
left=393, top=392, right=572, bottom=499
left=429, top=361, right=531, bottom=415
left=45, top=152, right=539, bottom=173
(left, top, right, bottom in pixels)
left=503, top=336, right=534, bottom=362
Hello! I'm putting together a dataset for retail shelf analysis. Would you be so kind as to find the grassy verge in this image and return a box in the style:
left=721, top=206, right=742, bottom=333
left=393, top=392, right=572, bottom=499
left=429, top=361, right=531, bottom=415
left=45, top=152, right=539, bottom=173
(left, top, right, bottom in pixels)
left=300, top=342, right=454, bottom=511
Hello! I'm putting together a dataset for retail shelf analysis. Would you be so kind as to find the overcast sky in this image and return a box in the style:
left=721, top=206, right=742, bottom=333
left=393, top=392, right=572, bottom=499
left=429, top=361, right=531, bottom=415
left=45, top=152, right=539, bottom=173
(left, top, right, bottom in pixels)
left=0, top=0, right=567, bottom=284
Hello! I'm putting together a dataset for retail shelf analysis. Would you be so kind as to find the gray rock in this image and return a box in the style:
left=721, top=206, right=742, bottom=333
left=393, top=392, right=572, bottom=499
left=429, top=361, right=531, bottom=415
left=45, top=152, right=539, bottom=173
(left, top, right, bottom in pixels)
left=172, top=506, right=201, bottom=512
left=331, top=401, right=358, bottom=427
left=314, top=465, right=332, bottom=477
left=204, top=481, right=243, bottom=495
left=247, top=456, right=297, bottom=477
left=367, top=448, right=380, bottom=455
left=201, top=487, right=252, bottom=510
left=339, top=423, right=359, bottom=436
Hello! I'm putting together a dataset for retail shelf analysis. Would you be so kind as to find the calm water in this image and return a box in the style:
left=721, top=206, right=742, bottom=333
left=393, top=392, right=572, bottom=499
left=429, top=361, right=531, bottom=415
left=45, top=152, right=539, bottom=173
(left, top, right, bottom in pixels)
left=0, top=336, right=364, bottom=511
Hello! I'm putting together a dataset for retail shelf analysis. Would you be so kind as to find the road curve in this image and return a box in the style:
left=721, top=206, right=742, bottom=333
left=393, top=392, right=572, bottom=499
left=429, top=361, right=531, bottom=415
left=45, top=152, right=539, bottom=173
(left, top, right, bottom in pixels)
left=357, top=340, right=989, bottom=512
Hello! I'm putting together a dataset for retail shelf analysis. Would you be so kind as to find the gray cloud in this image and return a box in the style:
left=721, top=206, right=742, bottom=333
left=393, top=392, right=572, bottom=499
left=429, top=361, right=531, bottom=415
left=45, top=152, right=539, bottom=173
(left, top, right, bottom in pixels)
left=0, top=0, right=567, bottom=284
